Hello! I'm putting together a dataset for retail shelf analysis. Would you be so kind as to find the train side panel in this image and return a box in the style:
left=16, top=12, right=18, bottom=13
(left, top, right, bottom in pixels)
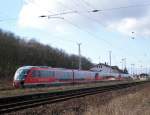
left=13, top=66, right=130, bottom=88
left=54, top=69, right=73, bottom=84
left=24, top=68, right=56, bottom=86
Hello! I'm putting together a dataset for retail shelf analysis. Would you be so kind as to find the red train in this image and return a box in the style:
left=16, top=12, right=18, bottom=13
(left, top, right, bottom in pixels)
left=13, top=66, right=127, bottom=88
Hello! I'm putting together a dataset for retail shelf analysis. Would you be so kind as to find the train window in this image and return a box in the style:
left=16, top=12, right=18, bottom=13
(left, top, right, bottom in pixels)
left=63, top=72, right=71, bottom=79
left=40, top=70, right=54, bottom=77
left=47, top=71, right=54, bottom=77
left=39, top=71, right=46, bottom=77
left=54, top=71, right=71, bottom=80
left=32, top=70, right=40, bottom=77
left=76, top=72, right=85, bottom=80
left=32, top=70, right=54, bottom=77
left=14, top=69, right=29, bottom=80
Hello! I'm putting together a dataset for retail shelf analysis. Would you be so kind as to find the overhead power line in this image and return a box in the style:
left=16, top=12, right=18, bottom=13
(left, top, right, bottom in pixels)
left=39, top=11, right=135, bottom=59
left=44, top=3, right=150, bottom=17
left=39, top=15, right=114, bottom=47
left=53, top=1, right=119, bottom=47
left=0, top=18, right=17, bottom=22
left=100, top=3, right=150, bottom=11
left=81, top=0, right=97, bottom=9
left=37, top=1, right=146, bottom=63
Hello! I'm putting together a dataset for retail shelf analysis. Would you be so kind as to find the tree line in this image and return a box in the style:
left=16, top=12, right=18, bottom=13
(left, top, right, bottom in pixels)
left=0, top=29, right=93, bottom=80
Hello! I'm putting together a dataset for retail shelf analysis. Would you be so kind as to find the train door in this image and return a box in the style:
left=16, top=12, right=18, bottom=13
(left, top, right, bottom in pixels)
left=95, top=73, right=99, bottom=80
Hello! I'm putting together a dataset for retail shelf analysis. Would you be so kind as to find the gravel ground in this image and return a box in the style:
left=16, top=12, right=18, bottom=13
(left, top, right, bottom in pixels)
left=4, top=82, right=150, bottom=115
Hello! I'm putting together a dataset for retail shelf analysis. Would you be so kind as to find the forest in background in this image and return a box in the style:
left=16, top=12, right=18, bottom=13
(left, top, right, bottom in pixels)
left=0, top=29, right=93, bottom=80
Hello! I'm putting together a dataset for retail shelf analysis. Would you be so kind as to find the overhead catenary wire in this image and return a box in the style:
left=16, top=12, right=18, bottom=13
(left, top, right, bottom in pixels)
left=37, top=1, right=141, bottom=62
left=39, top=2, right=145, bottom=51
left=37, top=0, right=111, bottom=46
left=39, top=14, right=111, bottom=47
left=53, top=0, right=133, bottom=53
left=99, top=3, right=150, bottom=11
left=27, top=0, right=80, bottom=44
left=68, top=0, right=107, bottom=27
left=54, top=0, right=110, bottom=41
left=24, top=1, right=150, bottom=67
left=0, top=18, right=17, bottom=22
left=0, top=11, right=17, bottom=22
left=45, top=2, right=150, bottom=17
left=80, top=0, right=97, bottom=9
left=62, top=18, right=112, bottom=47
left=0, top=0, right=147, bottom=69
left=55, top=0, right=149, bottom=63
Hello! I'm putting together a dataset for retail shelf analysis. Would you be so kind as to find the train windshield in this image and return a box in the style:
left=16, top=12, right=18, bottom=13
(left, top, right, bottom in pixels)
left=14, top=69, right=29, bottom=80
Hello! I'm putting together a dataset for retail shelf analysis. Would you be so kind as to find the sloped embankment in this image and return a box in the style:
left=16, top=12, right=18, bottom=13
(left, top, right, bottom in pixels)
left=6, top=83, right=150, bottom=115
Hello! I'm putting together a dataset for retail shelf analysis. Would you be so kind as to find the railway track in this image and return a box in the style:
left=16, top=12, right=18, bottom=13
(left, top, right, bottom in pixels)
left=0, top=80, right=149, bottom=114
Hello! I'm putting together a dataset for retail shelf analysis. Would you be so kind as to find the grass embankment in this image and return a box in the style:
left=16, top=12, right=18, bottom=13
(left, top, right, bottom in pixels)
left=0, top=80, right=13, bottom=90
left=6, top=82, right=150, bottom=115
left=0, top=80, right=135, bottom=97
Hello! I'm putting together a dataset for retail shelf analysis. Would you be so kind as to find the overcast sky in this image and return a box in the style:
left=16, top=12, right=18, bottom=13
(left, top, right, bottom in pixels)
left=1, top=0, right=150, bottom=73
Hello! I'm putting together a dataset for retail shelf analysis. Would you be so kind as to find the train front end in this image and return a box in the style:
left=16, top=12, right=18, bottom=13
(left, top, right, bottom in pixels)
left=13, top=66, right=31, bottom=88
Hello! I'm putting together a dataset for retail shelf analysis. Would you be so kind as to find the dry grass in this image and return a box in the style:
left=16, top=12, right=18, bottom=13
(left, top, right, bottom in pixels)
left=0, top=80, right=13, bottom=90
left=84, top=83, right=150, bottom=115
left=5, top=83, right=150, bottom=115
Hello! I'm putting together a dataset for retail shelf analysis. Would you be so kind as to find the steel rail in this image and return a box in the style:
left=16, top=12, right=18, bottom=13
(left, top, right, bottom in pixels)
left=0, top=80, right=149, bottom=114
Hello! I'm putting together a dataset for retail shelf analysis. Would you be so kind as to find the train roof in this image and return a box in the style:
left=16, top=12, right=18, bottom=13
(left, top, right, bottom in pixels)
left=18, top=66, right=35, bottom=70
left=18, top=66, right=51, bottom=70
